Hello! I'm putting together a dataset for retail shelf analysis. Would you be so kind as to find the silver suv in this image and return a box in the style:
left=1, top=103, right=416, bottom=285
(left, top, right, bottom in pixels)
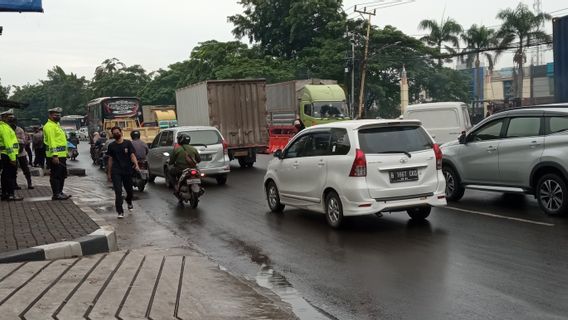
left=441, top=105, right=568, bottom=215
left=147, top=126, right=231, bottom=186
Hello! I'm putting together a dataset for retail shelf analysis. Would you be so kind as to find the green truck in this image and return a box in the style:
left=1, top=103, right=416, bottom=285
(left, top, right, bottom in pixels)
left=266, top=79, right=350, bottom=152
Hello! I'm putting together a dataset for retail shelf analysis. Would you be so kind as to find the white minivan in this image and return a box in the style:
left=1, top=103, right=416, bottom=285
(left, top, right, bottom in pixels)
left=264, top=120, right=447, bottom=228
left=403, top=102, right=472, bottom=144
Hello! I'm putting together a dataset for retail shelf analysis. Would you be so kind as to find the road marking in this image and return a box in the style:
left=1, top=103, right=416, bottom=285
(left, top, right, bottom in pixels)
left=445, top=206, right=555, bottom=227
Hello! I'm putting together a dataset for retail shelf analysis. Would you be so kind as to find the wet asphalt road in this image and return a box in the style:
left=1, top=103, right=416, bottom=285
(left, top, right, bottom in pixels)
left=72, top=143, right=568, bottom=320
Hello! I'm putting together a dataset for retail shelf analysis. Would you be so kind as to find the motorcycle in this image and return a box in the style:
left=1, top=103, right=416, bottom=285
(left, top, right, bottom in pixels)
left=175, top=167, right=204, bottom=208
left=67, top=141, right=79, bottom=161
left=132, top=160, right=149, bottom=192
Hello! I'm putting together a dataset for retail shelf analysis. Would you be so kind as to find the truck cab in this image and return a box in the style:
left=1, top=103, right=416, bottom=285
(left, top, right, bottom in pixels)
left=299, top=84, right=350, bottom=128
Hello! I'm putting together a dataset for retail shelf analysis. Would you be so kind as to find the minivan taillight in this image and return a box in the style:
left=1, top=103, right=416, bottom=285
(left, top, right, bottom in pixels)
left=222, top=139, right=229, bottom=155
left=433, top=144, right=442, bottom=170
left=350, top=149, right=367, bottom=177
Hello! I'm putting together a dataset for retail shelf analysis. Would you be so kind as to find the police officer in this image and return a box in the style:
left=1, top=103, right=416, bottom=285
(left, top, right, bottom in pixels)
left=44, top=107, right=71, bottom=200
left=0, top=109, right=23, bottom=201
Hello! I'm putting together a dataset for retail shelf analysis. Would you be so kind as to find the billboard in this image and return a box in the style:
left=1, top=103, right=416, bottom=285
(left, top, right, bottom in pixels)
left=0, top=0, right=43, bottom=12
left=553, top=15, right=568, bottom=103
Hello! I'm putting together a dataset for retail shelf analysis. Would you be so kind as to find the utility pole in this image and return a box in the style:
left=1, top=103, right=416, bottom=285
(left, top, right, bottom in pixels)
left=533, top=0, right=543, bottom=65
left=355, top=5, right=376, bottom=119
left=351, top=34, right=355, bottom=118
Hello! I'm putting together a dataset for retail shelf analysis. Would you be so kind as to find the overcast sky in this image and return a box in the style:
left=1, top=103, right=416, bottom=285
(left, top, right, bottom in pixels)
left=0, top=0, right=566, bottom=88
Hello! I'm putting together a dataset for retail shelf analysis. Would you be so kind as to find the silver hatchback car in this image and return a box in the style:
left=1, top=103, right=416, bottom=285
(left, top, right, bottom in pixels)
left=147, top=126, right=231, bottom=186
left=442, top=105, right=568, bottom=215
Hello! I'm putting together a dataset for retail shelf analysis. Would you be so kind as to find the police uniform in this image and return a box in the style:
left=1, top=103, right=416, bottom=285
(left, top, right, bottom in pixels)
left=0, top=109, right=21, bottom=201
left=44, top=107, right=70, bottom=200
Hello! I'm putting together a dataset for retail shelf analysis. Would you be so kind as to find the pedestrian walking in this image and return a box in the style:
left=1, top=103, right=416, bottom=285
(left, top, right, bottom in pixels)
left=44, top=107, right=71, bottom=200
left=14, top=124, right=34, bottom=190
left=107, top=126, right=140, bottom=219
left=0, top=109, right=23, bottom=201
left=32, top=127, right=45, bottom=168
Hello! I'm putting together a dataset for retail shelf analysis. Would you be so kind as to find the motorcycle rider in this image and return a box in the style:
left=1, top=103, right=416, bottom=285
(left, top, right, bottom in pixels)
left=168, top=133, right=200, bottom=195
left=130, top=130, right=149, bottom=161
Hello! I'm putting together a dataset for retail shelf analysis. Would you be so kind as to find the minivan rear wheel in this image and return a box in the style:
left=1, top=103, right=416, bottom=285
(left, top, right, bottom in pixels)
left=536, top=173, right=568, bottom=215
left=325, top=191, right=344, bottom=229
left=407, top=207, right=431, bottom=220
left=443, top=166, right=465, bottom=201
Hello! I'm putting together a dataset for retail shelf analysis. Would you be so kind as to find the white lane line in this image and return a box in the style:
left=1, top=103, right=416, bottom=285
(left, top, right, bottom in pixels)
left=445, top=206, right=555, bottom=227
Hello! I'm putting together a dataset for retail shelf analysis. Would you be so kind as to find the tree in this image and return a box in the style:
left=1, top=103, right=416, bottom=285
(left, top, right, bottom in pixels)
left=496, top=3, right=551, bottom=104
left=229, top=0, right=345, bottom=58
left=418, top=17, right=463, bottom=66
left=0, top=78, right=9, bottom=100
left=42, top=66, right=90, bottom=114
left=461, top=25, right=498, bottom=106
left=91, top=58, right=151, bottom=97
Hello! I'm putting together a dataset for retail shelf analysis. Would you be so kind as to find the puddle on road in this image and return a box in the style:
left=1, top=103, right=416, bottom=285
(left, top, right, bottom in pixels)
left=255, top=264, right=332, bottom=320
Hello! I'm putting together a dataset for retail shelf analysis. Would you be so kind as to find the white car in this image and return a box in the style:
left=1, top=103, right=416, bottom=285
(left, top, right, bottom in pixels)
left=263, top=120, right=447, bottom=228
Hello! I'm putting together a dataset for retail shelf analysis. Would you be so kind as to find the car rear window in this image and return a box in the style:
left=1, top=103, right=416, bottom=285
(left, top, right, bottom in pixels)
left=358, top=126, right=433, bottom=154
left=180, top=130, right=221, bottom=145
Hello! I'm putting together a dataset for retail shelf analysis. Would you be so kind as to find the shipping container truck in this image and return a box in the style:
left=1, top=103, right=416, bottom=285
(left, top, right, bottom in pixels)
left=141, top=105, right=177, bottom=129
left=265, top=79, right=350, bottom=152
left=553, top=15, right=568, bottom=103
left=175, top=79, right=268, bottom=168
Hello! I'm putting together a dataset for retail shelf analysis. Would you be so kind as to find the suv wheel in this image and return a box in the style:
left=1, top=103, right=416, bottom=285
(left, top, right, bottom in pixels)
left=443, top=166, right=465, bottom=201
left=407, top=207, right=431, bottom=220
left=325, top=191, right=344, bottom=228
left=266, top=181, right=285, bottom=213
left=536, top=174, right=568, bottom=215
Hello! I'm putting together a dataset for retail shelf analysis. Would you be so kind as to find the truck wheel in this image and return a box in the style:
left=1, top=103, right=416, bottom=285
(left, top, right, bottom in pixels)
left=216, top=175, right=227, bottom=185
left=238, top=158, right=253, bottom=168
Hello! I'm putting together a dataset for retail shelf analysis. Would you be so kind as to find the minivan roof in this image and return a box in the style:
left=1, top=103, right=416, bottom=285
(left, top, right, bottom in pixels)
left=406, top=102, right=467, bottom=111
left=309, top=119, right=422, bottom=130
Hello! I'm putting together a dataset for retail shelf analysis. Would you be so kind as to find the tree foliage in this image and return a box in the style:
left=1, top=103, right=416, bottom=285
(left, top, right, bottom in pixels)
left=418, top=18, right=463, bottom=66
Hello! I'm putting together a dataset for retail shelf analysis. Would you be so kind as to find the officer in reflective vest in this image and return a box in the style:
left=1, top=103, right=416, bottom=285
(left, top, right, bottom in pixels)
left=0, top=109, right=23, bottom=201
left=44, top=107, right=71, bottom=200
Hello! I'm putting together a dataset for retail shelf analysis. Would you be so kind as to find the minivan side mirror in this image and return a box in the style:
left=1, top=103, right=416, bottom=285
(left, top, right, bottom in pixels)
left=274, top=149, right=283, bottom=159
left=458, top=131, right=467, bottom=144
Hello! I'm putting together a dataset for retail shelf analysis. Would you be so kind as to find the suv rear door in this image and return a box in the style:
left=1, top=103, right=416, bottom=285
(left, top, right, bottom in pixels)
left=358, top=123, right=440, bottom=199
left=177, top=129, right=225, bottom=169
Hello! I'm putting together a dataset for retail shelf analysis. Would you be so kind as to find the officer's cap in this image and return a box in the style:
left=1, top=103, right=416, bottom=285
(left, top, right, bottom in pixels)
left=48, top=107, right=63, bottom=113
left=0, top=109, right=14, bottom=117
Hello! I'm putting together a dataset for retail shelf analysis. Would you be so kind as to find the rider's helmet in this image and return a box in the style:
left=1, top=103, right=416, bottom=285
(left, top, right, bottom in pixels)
left=100, top=132, right=107, bottom=138
left=130, top=130, right=141, bottom=140
left=177, top=133, right=191, bottom=145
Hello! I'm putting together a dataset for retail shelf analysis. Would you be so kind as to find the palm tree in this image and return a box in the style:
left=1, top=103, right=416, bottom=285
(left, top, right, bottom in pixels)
left=461, top=25, right=499, bottom=107
left=496, top=3, right=551, bottom=104
left=418, top=18, right=463, bottom=66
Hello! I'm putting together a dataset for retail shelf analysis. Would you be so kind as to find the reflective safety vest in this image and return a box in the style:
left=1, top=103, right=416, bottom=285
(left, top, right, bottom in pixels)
left=44, top=119, right=67, bottom=158
left=0, top=121, right=19, bottom=161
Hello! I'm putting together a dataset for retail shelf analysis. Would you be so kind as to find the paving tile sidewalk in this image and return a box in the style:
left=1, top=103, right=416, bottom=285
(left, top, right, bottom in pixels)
left=0, top=248, right=297, bottom=319
left=0, top=186, right=100, bottom=254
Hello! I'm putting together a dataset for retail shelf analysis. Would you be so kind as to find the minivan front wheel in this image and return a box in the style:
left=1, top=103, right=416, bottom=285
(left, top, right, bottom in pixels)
left=536, top=174, right=568, bottom=215
left=443, top=166, right=465, bottom=201
left=266, top=181, right=285, bottom=213
left=325, top=191, right=344, bottom=228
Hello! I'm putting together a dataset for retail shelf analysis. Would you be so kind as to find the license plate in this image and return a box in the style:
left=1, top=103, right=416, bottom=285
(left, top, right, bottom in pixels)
left=201, top=154, right=213, bottom=161
left=187, top=179, right=201, bottom=185
left=139, top=170, right=148, bottom=179
left=233, top=150, right=248, bottom=157
left=389, top=168, right=419, bottom=183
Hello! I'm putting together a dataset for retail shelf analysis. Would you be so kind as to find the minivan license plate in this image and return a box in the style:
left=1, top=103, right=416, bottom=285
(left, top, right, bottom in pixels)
left=389, top=168, right=419, bottom=183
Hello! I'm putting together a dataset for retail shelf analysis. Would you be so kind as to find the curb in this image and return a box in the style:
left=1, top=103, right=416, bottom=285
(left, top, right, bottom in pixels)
left=0, top=203, right=117, bottom=264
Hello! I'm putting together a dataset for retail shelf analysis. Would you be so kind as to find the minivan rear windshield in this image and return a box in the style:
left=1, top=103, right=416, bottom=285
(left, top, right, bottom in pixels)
left=180, top=130, right=221, bottom=145
left=358, top=126, right=433, bottom=154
